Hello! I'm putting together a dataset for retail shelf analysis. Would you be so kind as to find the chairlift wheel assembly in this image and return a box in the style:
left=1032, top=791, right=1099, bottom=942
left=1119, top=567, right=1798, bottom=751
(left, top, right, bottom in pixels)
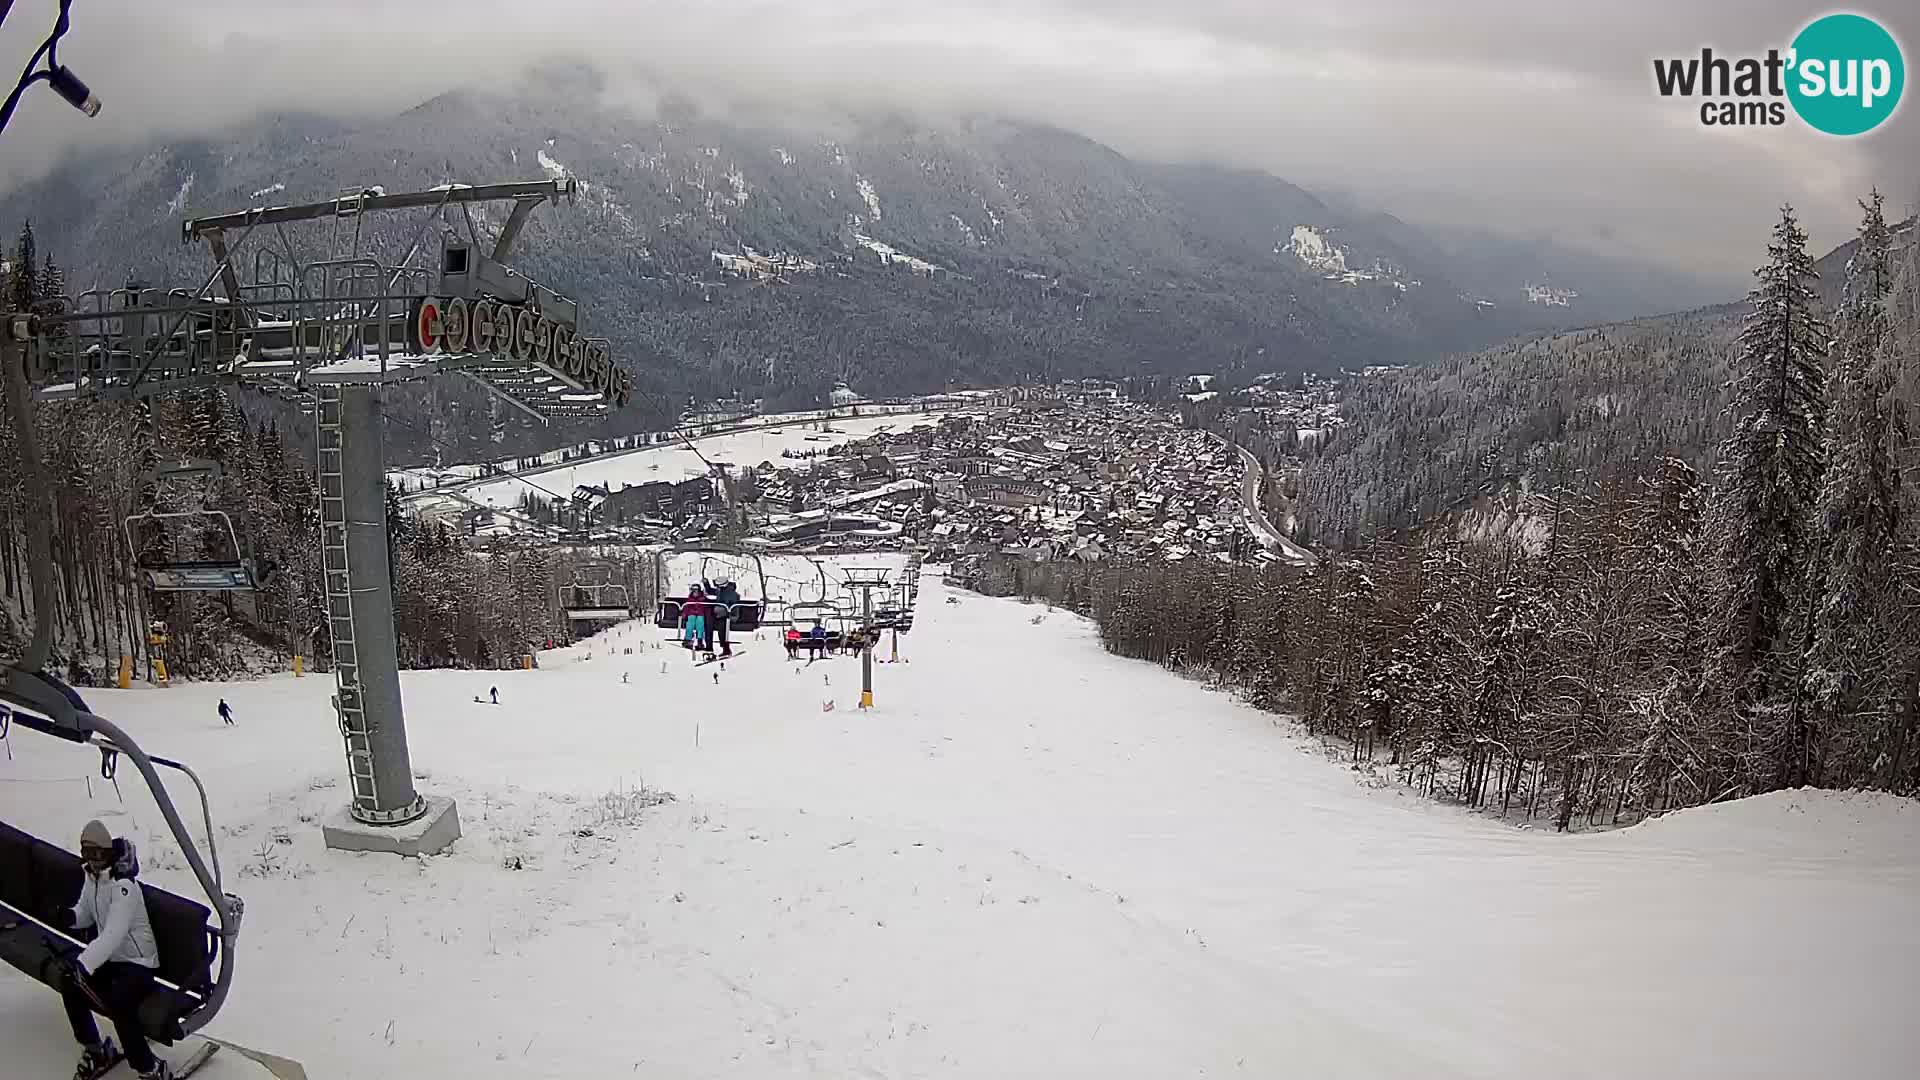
left=441, top=296, right=470, bottom=353
left=471, top=299, right=498, bottom=352
left=531, top=314, right=555, bottom=365
left=512, top=307, right=537, bottom=362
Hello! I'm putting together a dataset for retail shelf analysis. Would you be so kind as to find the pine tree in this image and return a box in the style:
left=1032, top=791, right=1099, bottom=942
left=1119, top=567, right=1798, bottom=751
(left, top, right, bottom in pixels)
left=1713, top=205, right=1830, bottom=755
left=35, top=252, right=69, bottom=345
left=1806, top=191, right=1903, bottom=776
left=7, top=221, right=37, bottom=311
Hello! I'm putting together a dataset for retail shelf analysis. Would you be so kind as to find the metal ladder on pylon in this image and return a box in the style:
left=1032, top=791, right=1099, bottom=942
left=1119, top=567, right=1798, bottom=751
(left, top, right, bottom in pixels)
left=316, top=383, right=381, bottom=814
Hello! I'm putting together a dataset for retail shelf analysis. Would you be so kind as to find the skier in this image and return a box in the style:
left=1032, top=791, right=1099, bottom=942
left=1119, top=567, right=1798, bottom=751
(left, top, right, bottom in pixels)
left=216, top=699, right=233, bottom=726
left=784, top=628, right=801, bottom=660
left=58, top=820, right=171, bottom=1080
left=489, top=687, right=498, bottom=706
left=705, top=577, right=740, bottom=657
left=681, top=585, right=710, bottom=654
left=806, top=620, right=828, bottom=661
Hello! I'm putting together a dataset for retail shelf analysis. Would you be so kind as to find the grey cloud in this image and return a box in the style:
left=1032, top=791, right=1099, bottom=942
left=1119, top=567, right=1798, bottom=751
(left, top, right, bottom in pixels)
left=0, top=0, right=1913, bottom=287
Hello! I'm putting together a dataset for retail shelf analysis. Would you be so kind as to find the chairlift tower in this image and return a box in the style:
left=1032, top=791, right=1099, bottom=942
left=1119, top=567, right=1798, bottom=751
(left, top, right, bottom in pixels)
left=0, top=178, right=631, bottom=856
left=840, top=566, right=893, bottom=709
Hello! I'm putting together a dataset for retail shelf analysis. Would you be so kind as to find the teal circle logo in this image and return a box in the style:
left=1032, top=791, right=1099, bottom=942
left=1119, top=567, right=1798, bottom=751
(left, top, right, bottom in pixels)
left=1787, top=13, right=1904, bottom=135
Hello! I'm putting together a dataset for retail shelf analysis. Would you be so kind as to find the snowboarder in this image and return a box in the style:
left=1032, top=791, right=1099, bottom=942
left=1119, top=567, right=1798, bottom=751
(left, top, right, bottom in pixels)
left=216, top=699, right=233, bottom=726
left=489, top=687, right=498, bottom=705
left=58, top=820, right=171, bottom=1080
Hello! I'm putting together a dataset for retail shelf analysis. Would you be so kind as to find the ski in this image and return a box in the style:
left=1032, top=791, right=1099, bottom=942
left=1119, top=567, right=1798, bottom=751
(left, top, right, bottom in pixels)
left=693, top=651, right=741, bottom=667
left=172, top=1040, right=221, bottom=1078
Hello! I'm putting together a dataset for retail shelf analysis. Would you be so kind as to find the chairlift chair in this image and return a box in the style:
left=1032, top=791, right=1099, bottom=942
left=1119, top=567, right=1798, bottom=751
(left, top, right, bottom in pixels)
left=655, top=552, right=765, bottom=632
left=653, top=590, right=764, bottom=634
left=560, top=564, right=632, bottom=625
left=122, top=459, right=261, bottom=592
left=786, top=600, right=847, bottom=651
left=0, top=671, right=243, bottom=1045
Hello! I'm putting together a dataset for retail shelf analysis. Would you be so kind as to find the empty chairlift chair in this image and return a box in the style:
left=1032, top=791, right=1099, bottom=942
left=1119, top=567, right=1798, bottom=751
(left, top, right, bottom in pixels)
left=561, top=563, right=632, bottom=626
left=122, top=459, right=262, bottom=592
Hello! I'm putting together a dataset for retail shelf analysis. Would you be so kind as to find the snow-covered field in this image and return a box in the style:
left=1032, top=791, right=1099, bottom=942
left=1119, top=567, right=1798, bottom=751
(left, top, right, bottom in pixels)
left=4, top=569, right=1916, bottom=1078
left=443, top=414, right=939, bottom=511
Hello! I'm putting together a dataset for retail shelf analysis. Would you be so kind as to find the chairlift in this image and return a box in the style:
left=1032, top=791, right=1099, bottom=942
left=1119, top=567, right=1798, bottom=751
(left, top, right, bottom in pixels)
left=654, top=548, right=771, bottom=632
left=784, top=600, right=850, bottom=651
left=0, top=670, right=244, bottom=1046
left=560, top=561, right=632, bottom=624
left=122, top=459, right=261, bottom=592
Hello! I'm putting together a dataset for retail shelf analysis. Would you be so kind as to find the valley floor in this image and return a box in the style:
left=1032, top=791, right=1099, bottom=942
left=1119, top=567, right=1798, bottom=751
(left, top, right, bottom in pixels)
left=3, top=572, right=1916, bottom=1078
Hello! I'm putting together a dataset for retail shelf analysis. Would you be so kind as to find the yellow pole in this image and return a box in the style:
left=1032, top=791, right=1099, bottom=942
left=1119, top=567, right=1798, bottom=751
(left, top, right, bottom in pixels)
left=153, top=657, right=169, bottom=688
left=293, top=654, right=305, bottom=677
left=117, top=655, right=131, bottom=689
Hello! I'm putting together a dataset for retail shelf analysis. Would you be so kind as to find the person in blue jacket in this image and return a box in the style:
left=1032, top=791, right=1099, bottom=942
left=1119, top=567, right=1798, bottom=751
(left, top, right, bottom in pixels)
left=703, top=577, right=741, bottom=657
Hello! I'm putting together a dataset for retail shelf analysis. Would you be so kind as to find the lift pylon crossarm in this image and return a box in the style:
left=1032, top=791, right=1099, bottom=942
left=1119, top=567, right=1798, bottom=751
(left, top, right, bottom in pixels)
left=180, top=179, right=578, bottom=242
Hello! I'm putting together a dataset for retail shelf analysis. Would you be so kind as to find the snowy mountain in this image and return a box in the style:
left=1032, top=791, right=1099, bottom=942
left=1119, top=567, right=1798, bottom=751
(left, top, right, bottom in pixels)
left=0, top=68, right=1722, bottom=454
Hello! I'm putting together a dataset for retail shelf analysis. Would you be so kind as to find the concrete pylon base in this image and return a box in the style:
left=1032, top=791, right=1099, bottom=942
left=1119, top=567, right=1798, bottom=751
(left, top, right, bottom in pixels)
left=321, top=795, right=462, bottom=856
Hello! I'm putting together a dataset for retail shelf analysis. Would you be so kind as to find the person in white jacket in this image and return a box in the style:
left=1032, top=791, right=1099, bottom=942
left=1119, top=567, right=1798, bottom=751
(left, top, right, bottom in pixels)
left=59, top=819, right=169, bottom=1080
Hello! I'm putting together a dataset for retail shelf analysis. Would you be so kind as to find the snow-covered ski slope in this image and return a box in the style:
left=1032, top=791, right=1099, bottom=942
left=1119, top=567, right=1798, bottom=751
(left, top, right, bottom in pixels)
left=414, top=413, right=941, bottom=513
left=3, top=569, right=1916, bottom=1079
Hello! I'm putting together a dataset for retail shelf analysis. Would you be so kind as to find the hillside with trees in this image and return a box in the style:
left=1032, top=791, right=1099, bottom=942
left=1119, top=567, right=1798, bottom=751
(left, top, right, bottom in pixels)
left=964, top=195, right=1920, bottom=819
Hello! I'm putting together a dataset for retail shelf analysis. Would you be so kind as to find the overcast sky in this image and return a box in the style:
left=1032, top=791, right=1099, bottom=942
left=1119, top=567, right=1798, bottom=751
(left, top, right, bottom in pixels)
left=1, top=0, right=1913, bottom=286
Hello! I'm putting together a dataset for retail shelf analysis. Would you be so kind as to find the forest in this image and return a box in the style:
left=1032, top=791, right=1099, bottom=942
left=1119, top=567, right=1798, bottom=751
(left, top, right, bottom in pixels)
left=957, top=196, right=1920, bottom=820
